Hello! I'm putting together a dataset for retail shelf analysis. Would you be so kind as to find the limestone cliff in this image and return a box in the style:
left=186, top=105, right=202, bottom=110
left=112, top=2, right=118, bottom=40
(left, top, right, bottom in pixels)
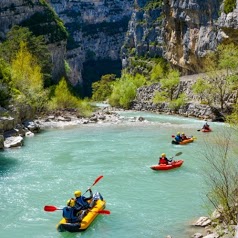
left=122, top=0, right=226, bottom=74
left=49, top=0, right=134, bottom=95
left=1, top=0, right=238, bottom=92
left=163, top=0, right=222, bottom=73
left=218, top=2, right=238, bottom=43
left=0, top=0, right=67, bottom=82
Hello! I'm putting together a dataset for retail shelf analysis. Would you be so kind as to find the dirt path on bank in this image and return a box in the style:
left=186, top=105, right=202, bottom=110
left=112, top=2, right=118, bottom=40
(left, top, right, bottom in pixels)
left=180, top=73, right=206, bottom=82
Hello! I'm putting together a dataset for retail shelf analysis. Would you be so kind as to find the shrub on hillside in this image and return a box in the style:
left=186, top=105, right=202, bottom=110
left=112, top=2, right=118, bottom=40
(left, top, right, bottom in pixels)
left=109, top=73, right=146, bottom=109
left=48, top=78, right=92, bottom=116
left=224, top=0, right=236, bottom=14
left=92, top=74, right=116, bottom=102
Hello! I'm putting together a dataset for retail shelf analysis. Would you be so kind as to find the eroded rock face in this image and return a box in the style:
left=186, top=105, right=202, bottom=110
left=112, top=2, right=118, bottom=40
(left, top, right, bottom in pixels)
left=0, top=0, right=67, bottom=82
left=218, top=7, right=238, bottom=43
left=172, top=0, right=238, bottom=73
left=49, top=0, right=134, bottom=85
left=123, top=0, right=224, bottom=74
left=163, top=0, right=222, bottom=73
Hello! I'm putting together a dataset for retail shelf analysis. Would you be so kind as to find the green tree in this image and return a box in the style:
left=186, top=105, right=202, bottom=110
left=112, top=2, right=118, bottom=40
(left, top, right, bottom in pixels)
left=49, top=78, right=79, bottom=109
left=92, top=74, right=116, bottom=101
left=0, top=58, right=11, bottom=84
left=160, top=70, right=180, bottom=101
left=192, top=77, right=214, bottom=105
left=0, top=58, right=11, bottom=106
left=0, top=26, right=52, bottom=85
left=11, top=41, right=48, bottom=113
left=109, top=73, right=146, bottom=109
left=198, top=43, right=238, bottom=110
left=218, top=43, right=238, bottom=104
left=150, top=62, right=164, bottom=83
left=224, top=0, right=236, bottom=14
left=49, top=78, right=92, bottom=116
left=153, top=69, right=186, bottom=110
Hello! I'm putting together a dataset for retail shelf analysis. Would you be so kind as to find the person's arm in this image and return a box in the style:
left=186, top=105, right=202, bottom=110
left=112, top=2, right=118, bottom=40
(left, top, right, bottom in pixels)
left=73, top=207, right=83, bottom=217
left=167, top=157, right=172, bottom=162
left=84, top=189, right=93, bottom=201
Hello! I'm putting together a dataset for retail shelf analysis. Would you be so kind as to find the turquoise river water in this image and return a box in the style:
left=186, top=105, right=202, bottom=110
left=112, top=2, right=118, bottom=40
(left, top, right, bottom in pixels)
left=0, top=110, right=225, bottom=238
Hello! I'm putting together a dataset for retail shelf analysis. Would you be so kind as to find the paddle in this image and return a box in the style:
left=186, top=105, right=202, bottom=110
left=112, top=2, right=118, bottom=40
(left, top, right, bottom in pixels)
left=169, top=151, right=182, bottom=161
left=44, top=205, right=110, bottom=214
left=83, top=175, right=104, bottom=195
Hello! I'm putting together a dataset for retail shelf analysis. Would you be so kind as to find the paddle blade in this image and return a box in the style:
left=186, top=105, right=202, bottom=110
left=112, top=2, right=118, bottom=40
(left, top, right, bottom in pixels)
left=171, top=135, right=175, bottom=138
left=97, top=210, right=110, bottom=215
left=93, top=175, right=104, bottom=186
left=197, top=129, right=201, bottom=131
left=44, top=205, right=59, bottom=212
left=175, top=152, right=182, bottom=156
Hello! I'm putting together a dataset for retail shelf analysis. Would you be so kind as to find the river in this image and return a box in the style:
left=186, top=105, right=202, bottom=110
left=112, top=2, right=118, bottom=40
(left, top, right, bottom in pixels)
left=0, top=110, right=225, bottom=238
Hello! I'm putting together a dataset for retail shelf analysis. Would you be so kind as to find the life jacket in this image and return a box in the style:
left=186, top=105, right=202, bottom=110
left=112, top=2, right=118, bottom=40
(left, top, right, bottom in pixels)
left=175, top=135, right=181, bottom=142
left=62, top=207, right=79, bottom=223
left=76, top=196, right=89, bottom=209
left=159, top=157, right=168, bottom=165
left=181, top=135, right=187, bottom=140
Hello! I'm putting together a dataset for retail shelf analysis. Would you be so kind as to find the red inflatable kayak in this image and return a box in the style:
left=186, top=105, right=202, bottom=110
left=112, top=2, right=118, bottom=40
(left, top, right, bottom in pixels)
left=201, top=128, right=212, bottom=132
left=150, top=160, right=184, bottom=171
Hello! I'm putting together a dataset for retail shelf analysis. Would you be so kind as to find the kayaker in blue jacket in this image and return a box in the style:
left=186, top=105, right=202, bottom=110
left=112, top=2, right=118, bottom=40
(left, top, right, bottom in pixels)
left=74, top=189, right=95, bottom=221
left=174, top=132, right=182, bottom=143
left=74, top=189, right=94, bottom=210
left=62, top=198, right=81, bottom=223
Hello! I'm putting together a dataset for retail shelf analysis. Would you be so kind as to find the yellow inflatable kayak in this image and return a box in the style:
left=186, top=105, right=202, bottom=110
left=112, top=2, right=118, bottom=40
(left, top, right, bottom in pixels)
left=57, top=192, right=106, bottom=232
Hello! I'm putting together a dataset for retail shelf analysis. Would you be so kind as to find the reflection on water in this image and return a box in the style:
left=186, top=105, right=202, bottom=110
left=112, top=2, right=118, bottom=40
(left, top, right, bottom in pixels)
left=0, top=153, right=19, bottom=175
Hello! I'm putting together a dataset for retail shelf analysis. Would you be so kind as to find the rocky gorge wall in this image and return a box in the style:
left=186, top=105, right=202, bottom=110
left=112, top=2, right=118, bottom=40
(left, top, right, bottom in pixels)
left=49, top=0, right=134, bottom=88
left=2, top=0, right=238, bottom=91
left=122, top=0, right=238, bottom=74
left=0, top=0, right=67, bottom=82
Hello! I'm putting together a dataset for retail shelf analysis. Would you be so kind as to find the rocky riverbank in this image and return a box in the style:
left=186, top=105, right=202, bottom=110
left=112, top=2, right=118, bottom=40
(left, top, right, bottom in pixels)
left=130, top=74, right=235, bottom=123
left=0, top=107, right=127, bottom=149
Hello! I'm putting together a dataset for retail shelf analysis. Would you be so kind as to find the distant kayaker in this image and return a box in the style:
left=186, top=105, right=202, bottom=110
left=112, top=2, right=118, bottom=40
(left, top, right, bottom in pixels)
left=181, top=132, right=188, bottom=140
left=74, top=189, right=94, bottom=210
left=202, top=122, right=210, bottom=130
left=159, top=153, right=172, bottom=165
left=62, top=198, right=81, bottom=223
left=174, top=132, right=182, bottom=143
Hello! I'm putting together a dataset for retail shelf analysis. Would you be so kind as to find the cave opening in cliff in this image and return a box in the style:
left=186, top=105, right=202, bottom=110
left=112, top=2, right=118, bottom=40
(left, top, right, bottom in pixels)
left=80, top=59, right=122, bottom=98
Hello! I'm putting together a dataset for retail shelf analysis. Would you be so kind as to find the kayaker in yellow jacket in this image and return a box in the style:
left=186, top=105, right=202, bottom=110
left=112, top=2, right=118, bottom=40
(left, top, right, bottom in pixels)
left=62, top=198, right=81, bottom=223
